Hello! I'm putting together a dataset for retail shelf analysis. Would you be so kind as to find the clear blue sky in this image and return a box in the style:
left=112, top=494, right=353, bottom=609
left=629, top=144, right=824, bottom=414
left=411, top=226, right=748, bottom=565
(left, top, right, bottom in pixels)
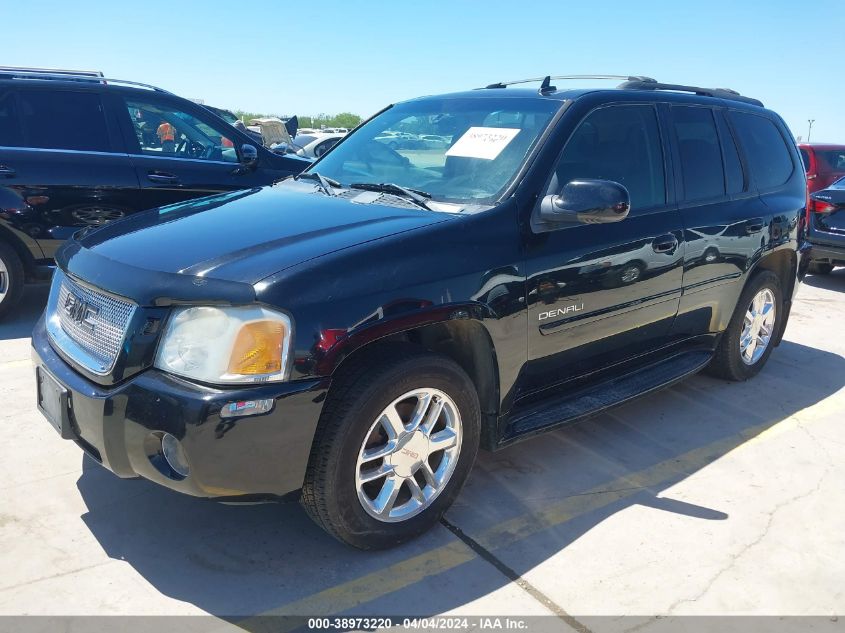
left=4, top=0, right=843, bottom=142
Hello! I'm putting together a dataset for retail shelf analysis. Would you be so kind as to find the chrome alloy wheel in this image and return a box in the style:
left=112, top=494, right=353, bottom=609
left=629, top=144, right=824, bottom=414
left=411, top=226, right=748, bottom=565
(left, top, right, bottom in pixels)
left=355, top=388, right=462, bottom=523
left=740, top=288, right=776, bottom=365
left=71, top=206, right=125, bottom=226
left=0, top=256, right=8, bottom=301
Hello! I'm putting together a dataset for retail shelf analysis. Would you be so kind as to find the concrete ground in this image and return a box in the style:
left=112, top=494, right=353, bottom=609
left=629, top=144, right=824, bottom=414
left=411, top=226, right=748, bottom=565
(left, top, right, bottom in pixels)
left=1, top=271, right=844, bottom=629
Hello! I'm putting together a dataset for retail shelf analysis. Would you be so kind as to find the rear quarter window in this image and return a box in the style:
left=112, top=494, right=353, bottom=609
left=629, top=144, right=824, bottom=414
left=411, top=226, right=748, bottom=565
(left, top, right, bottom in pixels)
left=729, top=111, right=794, bottom=189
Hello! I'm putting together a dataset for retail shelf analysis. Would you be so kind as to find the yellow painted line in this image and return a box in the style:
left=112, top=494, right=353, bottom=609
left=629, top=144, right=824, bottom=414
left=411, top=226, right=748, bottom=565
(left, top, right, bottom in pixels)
left=226, top=394, right=845, bottom=625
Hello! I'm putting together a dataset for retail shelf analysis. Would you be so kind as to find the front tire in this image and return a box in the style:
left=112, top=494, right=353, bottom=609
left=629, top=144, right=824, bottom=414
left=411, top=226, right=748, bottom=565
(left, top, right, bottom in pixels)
left=0, top=241, right=24, bottom=320
left=706, top=270, right=783, bottom=381
left=302, top=347, right=480, bottom=549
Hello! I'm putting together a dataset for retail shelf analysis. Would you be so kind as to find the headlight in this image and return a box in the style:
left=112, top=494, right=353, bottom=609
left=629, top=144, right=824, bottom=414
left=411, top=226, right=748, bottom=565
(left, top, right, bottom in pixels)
left=154, top=305, right=292, bottom=384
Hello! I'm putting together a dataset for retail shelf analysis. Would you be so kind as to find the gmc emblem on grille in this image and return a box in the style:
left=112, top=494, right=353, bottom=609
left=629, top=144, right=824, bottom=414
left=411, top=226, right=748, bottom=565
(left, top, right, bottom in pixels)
left=64, top=293, right=99, bottom=331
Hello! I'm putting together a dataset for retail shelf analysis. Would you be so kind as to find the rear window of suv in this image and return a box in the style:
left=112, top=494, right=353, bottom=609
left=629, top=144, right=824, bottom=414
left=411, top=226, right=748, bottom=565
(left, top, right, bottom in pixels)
left=729, top=112, right=793, bottom=189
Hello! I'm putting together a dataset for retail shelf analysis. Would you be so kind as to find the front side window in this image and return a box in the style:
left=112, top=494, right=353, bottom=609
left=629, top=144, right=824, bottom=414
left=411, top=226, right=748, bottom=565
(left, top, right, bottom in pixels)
left=729, top=112, right=793, bottom=189
left=18, top=90, right=109, bottom=152
left=671, top=106, right=725, bottom=201
left=125, top=99, right=237, bottom=163
left=551, top=105, right=666, bottom=211
left=313, top=97, right=560, bottom=204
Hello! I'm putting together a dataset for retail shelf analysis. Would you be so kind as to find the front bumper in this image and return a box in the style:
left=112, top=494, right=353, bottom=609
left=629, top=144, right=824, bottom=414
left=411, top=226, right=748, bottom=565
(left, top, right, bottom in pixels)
left=32, top=316, right=329, bottom=500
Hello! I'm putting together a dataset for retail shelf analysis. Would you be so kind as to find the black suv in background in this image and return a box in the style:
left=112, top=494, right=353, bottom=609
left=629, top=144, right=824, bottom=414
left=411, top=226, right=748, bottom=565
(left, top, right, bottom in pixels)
left=0, top=68, right=309, bottom=317
left=33, top=76, right=806, bottom=549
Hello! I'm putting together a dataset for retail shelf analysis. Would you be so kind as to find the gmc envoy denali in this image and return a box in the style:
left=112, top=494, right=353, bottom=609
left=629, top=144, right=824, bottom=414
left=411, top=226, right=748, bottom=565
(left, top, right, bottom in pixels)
left=33, top=76, right=807, bottom=549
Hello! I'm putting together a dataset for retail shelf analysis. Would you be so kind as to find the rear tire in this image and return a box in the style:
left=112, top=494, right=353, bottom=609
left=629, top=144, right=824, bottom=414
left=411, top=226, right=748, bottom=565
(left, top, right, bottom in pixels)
left=706, top=270, right=783, bottom=381
left=301, top=346, right=480, bottom=549
left=0, top=241, right=25, bottom=320
left=808, top=261, right=834, bottom=275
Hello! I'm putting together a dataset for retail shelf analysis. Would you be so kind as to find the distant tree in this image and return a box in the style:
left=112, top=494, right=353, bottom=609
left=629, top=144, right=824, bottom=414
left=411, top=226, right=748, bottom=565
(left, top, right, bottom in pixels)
left=232, top=111, right=362, bottom=131
left=331, top=112, right=362, bottom=129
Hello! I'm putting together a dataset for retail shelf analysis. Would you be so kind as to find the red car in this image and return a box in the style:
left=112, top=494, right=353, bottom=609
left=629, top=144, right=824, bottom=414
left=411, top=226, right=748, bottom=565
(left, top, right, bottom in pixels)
left=799, top=144, right=845, bottom=274
left=798, top=143, right=845, bottom=194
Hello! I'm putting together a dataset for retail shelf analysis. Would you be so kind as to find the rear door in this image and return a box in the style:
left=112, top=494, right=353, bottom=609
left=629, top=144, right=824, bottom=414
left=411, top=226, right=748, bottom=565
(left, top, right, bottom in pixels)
left=520, top=103, right=685, bottom=397
left=115, top=94, right=285, bottom=209
left=0, top=86, right=139, bottom=260
left=669, top=105, right=770, bottom=338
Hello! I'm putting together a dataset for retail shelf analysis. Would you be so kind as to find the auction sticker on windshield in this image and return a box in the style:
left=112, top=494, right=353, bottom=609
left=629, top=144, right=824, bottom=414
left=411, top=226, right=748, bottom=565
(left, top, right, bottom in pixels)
left=445, top=127, right=520, bottom=160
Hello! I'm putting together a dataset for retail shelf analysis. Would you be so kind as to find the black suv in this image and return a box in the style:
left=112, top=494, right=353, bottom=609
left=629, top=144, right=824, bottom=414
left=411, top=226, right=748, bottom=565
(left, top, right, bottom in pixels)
left=0, top=68, right=309, bottom=317
left=32, top=76, right=807, bottom=549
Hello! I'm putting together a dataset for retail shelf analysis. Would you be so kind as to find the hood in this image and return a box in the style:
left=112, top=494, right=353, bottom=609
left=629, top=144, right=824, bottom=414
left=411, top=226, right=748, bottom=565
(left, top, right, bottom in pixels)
left=69, top=183, right=448, bottom=283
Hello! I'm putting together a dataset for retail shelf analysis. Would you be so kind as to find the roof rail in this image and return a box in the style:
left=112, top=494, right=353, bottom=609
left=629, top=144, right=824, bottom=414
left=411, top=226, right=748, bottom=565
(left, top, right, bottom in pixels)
left=0, top=67, right=172, bottom=95
left=617, top=79, right=763, bottom=107
left=480, top=75, right=657, bottom=92
left=0, top=65, right=104, bottom=77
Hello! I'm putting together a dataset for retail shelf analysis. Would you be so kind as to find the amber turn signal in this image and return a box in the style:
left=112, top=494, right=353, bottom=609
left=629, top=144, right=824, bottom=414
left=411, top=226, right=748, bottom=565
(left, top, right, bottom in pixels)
left=227, top=320, right=285, bottom=375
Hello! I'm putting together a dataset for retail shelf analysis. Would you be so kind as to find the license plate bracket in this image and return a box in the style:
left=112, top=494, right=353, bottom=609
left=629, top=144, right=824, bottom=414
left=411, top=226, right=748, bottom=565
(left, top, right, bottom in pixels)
left=36, top=367, right=74, bottom=439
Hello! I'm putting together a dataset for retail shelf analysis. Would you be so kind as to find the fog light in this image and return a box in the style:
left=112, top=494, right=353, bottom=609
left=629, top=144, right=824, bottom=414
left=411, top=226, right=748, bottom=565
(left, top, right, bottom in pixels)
left=161, top=433, right=190, bottom=477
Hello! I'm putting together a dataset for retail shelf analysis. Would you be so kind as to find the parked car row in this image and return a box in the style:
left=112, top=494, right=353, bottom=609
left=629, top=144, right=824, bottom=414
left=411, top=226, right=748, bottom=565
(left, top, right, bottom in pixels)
left=26, top=72, right=810, bottom=549
left=0, top=68, right=310, bottom=317
left=798, top=143, right=845, bottom=274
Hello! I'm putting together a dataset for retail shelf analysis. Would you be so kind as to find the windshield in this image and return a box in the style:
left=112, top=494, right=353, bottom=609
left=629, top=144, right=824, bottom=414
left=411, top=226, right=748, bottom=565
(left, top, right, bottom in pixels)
left=311, top=97, right=560, bottom=204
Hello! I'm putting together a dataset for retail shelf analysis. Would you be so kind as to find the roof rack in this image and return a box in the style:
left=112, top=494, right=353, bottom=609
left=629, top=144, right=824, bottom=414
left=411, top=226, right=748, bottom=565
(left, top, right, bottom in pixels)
left=480, top=75, right=657, bottom=92
left=617, top=79, right=763, bottom=107
left=0, top=66, right=173, bottom=94
left=479, top=74, right=763, bottom=106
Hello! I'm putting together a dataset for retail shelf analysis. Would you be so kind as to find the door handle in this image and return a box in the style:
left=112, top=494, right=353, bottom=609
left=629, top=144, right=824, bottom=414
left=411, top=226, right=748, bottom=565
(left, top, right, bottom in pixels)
left=652, top=234, right=679, bottom=253
left=0, top=165, right=16, bottom=178
left=147, top=171, right=180, bottom=185
left=745, top=218, right=766, bottom=234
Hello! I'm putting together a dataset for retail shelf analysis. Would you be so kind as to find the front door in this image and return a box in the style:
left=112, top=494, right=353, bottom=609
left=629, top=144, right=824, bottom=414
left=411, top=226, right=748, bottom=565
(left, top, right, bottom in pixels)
left=116, top=95, right=274, bottom=209
left=520, top=103, right=684, bottom=400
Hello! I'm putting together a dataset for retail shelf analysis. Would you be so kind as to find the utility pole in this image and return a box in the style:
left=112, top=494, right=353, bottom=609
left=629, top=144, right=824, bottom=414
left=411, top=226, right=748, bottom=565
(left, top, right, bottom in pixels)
left=808, top=119, right=815, bottom=143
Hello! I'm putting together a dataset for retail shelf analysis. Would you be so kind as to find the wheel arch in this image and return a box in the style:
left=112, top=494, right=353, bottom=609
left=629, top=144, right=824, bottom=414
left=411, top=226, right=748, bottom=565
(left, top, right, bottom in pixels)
left=0, top=224, right=37, bottom=274
left=747, top=248, right=797, bottom=346
left=326, top=316, right=501, bottom=451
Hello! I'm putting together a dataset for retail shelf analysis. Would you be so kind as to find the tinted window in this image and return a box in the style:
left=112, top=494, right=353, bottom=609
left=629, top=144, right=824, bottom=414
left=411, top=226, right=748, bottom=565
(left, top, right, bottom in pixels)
left=671, top=106, right=724, bottom=201
left=816, top=150, right=845, bottom=172
left=0, top=90, right=23, bottom=147
left=799, top=148, right=811, bottom=172
left=552, top=105, right=665, bottom=211
left=716, top=114, right=744, bottom=194
left=125, top=99, right=237, bottom=163
left=18, top=90, right=109, bottom=152
left=729, top=112, right=793, bottom=189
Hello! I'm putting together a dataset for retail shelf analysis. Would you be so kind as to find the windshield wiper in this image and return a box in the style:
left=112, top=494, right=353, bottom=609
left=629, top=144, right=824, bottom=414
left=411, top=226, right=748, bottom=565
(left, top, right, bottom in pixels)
left=295, top=171, right=341, bottom=196
left=349, top=182, right=432, bottom=210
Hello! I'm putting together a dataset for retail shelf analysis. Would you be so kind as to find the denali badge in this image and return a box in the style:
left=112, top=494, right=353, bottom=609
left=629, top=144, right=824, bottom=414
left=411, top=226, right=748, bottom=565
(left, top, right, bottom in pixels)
left=63, top=293, right=99, bottom=331
left=539, top=303, right=584, bottom=321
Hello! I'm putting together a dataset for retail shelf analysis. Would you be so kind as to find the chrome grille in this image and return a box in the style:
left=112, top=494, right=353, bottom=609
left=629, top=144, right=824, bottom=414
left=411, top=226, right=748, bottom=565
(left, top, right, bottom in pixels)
left=46, top=270, right=137, bottom=375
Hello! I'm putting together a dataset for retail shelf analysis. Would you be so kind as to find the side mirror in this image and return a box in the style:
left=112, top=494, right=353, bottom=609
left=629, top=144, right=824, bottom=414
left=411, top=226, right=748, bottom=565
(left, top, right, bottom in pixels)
left=240, top=144, right=259, bottom=170
left=539, top=179, right=630, bottom=225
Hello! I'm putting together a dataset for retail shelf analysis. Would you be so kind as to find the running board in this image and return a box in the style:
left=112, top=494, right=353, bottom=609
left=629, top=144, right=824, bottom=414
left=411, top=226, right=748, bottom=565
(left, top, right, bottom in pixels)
left=502, top=351, right=713, bottom=444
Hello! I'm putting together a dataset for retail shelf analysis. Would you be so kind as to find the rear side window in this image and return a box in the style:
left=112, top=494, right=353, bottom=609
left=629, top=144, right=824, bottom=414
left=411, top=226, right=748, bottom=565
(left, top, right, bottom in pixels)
left=671, top=106, right=724, bottom=201
left=552, top=104, right=666, bottom=211
left=816, top=150, right=845, bottom=172
left=0, top=90, right=23, bottom=147
left=729, top=112, right=793, bottom=189
left=18, top=90, right=110, bottom=152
